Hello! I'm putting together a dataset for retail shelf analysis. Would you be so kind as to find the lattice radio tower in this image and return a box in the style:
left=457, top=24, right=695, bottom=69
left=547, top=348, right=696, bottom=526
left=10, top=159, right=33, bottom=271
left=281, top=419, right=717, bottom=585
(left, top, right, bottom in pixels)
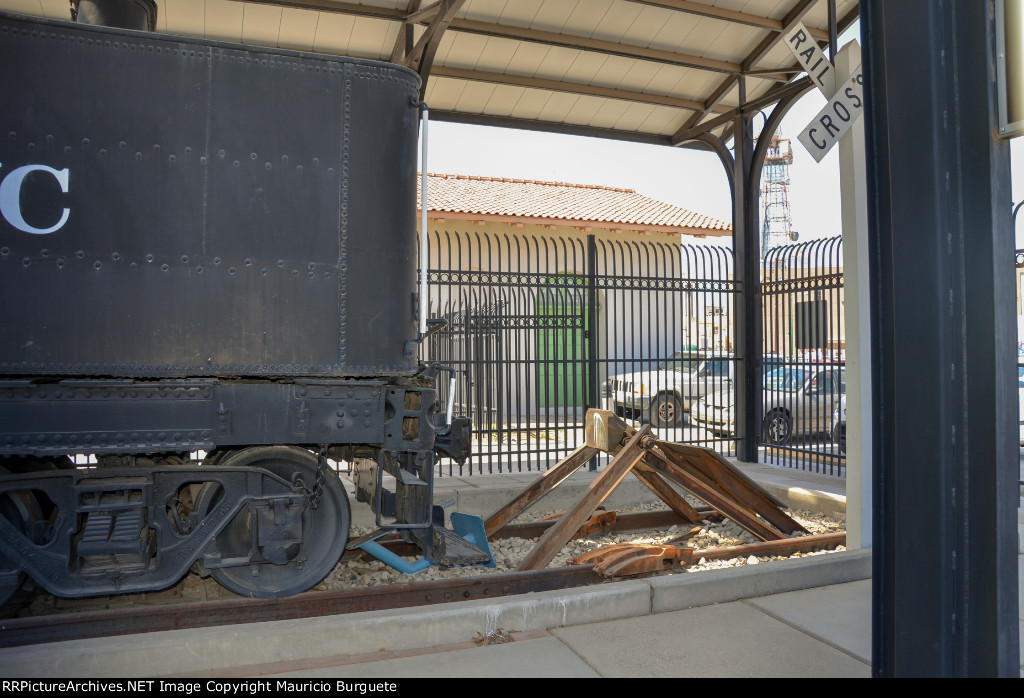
left=760, top=130, right=795, bottom=258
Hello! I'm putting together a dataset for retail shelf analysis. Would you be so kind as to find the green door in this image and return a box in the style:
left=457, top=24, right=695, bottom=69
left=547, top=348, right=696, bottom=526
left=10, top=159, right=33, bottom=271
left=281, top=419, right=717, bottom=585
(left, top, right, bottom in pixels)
left=536, top=274, right=588, bottom=408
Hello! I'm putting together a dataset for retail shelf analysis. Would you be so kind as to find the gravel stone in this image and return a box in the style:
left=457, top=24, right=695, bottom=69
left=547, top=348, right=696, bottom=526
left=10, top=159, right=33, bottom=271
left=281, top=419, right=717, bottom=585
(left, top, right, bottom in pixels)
left=315, top=503, right=847, bottom=591
left=16, top=502, right=846, bottom=617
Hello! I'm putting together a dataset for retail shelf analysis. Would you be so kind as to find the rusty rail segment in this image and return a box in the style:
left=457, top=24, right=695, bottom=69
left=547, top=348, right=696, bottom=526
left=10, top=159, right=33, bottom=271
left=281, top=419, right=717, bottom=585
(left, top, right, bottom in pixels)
left=692, top=531, right=847, bottom=561
left=348, top=507, right=721, bottom=554
left=631, top=464, right=706, bottom=522
left=658, top=441, right=802, bottom=533
left=569, top=531, right=848, bottom=579
left=640, top=448, right=786, bottom=541
left=606, top=411, right=807, bottom=538
left=570, top=544, right=695, bottom=577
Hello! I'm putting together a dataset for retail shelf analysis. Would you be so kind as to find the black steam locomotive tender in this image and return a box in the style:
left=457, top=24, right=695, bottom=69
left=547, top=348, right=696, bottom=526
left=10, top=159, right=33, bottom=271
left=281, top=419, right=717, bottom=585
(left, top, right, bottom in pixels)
left=0, top=2, right=475, bottom=603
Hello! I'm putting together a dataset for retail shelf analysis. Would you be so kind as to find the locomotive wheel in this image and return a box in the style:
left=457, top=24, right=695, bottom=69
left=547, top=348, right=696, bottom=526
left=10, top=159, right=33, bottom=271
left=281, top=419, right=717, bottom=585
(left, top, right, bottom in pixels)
left=196, top=446, right=350, bottom=599
left=201, top=449, right=242, bottom=466
left=0, top=465, right=44, bottom=607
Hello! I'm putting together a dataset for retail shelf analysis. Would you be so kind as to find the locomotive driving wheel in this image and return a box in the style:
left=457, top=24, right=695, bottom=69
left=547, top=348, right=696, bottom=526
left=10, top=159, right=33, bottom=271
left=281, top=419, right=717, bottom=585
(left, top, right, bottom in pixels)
left=195, top=446, right=350, bottom=598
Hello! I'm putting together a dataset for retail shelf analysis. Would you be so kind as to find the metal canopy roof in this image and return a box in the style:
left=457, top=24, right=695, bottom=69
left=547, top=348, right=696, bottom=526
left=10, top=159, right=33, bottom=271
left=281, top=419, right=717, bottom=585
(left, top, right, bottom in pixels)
left=5, top=0, right=859, bottom=149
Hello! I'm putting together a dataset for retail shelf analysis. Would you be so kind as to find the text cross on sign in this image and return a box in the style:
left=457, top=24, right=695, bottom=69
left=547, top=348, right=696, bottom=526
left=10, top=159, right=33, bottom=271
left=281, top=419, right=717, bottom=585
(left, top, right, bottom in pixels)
left=797, top=68, right=864, bottom=162
left=783, top=22, right=865, bottom=163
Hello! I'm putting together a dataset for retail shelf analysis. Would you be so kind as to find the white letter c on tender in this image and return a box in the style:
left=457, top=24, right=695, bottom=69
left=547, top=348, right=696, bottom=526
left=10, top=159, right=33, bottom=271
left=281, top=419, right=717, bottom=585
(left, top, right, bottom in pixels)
left=0, top=164, right=71, bottom=234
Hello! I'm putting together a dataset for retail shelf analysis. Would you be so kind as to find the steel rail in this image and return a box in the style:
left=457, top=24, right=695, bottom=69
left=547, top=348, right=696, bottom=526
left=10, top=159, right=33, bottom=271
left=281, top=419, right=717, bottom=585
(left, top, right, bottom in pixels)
left=0, top=566, right=604, bottom=649
left=0, top=531, right=846, bottom=649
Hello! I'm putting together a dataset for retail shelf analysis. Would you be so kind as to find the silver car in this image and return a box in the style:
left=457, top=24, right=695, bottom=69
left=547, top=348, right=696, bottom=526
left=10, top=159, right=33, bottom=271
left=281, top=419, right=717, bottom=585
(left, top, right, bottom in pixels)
left=604, top=352, right=733, bottom=428
left=831, top=395, right=846, bottom=454
left=1018, top=366, right=1024, bottom=447
left=691, top=364, right=846, bottom=444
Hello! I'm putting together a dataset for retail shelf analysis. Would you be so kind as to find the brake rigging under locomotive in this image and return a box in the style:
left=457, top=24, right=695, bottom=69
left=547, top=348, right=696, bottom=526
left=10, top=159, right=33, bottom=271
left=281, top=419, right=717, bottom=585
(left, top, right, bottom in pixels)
left=0, top=1, right=475, bottom=604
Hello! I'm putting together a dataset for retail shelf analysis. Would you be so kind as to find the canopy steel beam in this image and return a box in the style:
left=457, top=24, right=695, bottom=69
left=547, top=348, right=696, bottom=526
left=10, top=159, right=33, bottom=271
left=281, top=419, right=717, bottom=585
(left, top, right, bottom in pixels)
left=232, top=0, right=852, bottom=139
left=862, top=0, right=1019, bottom=677
left=237, top=0, right=818, bottom=85
left=389, top=0, right=423, bottom=64
left=430, top=66, right=725, bottom=113
left=402, top=0, right=466, bottom=98
left=626, top=0, right=830, bottom=37
left=672, top=0, right=819, bottom=143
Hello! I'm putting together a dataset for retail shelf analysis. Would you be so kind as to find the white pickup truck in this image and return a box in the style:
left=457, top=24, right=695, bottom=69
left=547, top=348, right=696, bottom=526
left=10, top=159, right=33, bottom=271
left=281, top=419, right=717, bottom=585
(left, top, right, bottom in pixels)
left=604, top=352, right=735, bottom=427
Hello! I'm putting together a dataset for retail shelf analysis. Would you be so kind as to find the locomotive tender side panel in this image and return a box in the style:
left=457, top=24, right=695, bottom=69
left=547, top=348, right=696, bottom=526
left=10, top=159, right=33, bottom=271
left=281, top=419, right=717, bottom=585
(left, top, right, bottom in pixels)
left=0, top=13, right=421, bottom=378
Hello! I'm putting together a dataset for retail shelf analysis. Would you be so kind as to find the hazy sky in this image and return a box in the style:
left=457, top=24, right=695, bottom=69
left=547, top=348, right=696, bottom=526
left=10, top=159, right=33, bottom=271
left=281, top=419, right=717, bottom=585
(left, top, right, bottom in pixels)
left=424, top=90, right=1024, bottom=249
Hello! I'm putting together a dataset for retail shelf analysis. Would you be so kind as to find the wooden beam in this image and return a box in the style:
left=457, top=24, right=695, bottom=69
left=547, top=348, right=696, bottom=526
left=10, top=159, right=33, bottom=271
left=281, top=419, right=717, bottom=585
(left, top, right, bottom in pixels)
left=483, top=444, right=599, bottom=538
left=631, top=463, right=704, bottom=522
left=237, top=0, right=405, bottom=21
left=406, top=0, right=441, bottom=24
left=516, top=427, right=651, bottom=571
left=232, top=0, right=804, bottom=84
left=427, top=110, right=676, bottom=147
left=404, top=0, right=465, bottom=74
left=672, top=78, right=812, bottom=145
left=673, top=1, right=861, bottom=146
left=743, top=0, right=821, bottom=71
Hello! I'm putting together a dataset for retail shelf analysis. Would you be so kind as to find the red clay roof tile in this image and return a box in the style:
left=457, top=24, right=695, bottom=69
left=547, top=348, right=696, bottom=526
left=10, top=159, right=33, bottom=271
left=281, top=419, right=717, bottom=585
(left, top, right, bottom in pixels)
left=418, top=173, right=730, bottom=235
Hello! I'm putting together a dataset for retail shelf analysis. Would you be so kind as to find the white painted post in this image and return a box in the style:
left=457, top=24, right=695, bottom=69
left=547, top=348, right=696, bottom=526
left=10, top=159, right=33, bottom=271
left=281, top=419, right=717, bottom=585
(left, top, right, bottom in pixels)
left=836, top=42, right=872, bottom=549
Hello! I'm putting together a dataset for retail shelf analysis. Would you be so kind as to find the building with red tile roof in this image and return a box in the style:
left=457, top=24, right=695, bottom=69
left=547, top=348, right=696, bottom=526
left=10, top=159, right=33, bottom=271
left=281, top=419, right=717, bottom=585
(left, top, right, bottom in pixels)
left=419, top=173, right=730, bottom=238
left=419, top=173, right=734, bottom=418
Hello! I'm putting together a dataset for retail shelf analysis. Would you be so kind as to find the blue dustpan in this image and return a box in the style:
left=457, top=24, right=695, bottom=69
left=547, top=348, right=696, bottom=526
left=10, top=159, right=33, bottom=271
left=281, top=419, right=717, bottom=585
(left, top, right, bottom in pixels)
left=356, top=532, right=433, bottom=575
left=450, top=512, right=496, bottom=568
left=356, top=512, right=495, bottom=573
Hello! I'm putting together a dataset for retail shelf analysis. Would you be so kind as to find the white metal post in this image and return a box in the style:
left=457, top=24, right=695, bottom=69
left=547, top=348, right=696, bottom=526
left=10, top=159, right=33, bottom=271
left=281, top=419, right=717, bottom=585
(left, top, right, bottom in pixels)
left=837, top=42, right=872, bottom=549
left=419, top=105, right=429, bottom=336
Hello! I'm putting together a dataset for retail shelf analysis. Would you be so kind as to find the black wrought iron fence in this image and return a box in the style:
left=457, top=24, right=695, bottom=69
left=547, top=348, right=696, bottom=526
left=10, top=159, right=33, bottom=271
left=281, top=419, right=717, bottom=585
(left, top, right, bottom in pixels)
left=760, top=237, right=846, bottom=476
left=422, top=228, right=846, bottom=477
left=423, top=228, right=737, bottom=475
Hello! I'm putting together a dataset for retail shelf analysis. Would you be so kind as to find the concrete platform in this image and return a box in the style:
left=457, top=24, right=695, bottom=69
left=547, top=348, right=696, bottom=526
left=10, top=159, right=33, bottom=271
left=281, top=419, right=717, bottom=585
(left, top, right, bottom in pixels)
left=0, top=460, right=1019, bottom=678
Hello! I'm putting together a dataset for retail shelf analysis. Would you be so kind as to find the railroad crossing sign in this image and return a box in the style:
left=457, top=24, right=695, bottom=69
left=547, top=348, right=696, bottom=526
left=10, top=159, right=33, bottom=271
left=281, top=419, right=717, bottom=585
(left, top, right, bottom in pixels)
left=784, top=22, right=865, bottom=163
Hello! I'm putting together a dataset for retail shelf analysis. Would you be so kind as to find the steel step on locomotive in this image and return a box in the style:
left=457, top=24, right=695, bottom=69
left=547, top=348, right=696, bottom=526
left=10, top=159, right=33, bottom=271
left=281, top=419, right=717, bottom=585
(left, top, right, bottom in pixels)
left=0, top=1, right=473, bottom=604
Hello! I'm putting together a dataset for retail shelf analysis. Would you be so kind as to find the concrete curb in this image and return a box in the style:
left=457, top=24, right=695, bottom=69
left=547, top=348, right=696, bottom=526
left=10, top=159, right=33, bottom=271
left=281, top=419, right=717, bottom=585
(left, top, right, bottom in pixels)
left=756, top=481, right=847, bottom=519
left=651, top=548, right=871, bottom=613
left=0, top=549, right=871, bottom=678
left=0, top=581, right=652, bottom=678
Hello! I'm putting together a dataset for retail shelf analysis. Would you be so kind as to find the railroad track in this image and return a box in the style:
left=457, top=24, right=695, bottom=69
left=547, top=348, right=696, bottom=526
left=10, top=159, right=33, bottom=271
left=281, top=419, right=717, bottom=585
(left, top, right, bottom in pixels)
left=0, top=564, right=608, bottom=649
left=0, top=508, right=845, bottom=649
